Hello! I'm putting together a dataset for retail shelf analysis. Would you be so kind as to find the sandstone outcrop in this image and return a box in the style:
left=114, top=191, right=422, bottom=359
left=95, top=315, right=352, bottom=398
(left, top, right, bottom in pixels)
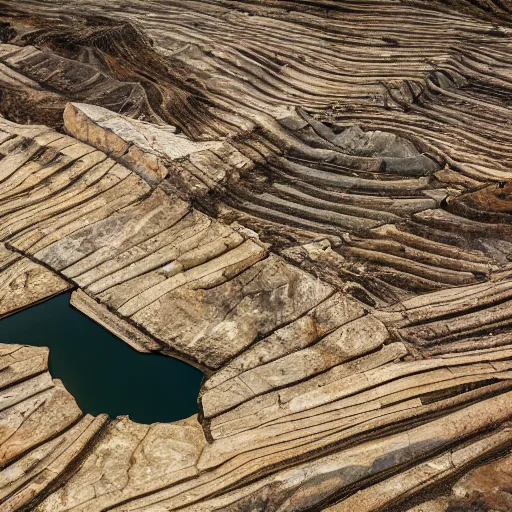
left=0, top=1, right=511, bottom=511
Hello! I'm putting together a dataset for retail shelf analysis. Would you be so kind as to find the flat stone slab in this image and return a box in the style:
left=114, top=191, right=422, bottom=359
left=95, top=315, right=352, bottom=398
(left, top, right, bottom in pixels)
left=0, top=243, right=70, bottom=319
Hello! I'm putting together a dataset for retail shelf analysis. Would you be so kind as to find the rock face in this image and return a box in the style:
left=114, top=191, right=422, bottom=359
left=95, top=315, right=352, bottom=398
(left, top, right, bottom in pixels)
left=0, top=42, right=158, bottom=129
left=0, top=1, right=511, bottom=511
left=0, top=243, right=70, bottom=318
left=405, top=449, right=512, bottom=512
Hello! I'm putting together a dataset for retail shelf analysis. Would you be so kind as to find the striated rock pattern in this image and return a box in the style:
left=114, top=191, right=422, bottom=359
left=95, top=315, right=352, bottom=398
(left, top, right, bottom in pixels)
left=0, top=1, right=511, bottom=511
left=0, top=243, right=70, bottom=318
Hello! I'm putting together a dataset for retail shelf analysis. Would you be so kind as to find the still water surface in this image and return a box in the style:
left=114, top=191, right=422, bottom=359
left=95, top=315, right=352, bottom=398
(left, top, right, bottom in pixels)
left=0, top=293, right=203, bottom=424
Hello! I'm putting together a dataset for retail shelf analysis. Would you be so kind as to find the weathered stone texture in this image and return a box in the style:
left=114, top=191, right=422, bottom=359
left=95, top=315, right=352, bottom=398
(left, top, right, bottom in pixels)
left=0, top=0, right=512, bottom=510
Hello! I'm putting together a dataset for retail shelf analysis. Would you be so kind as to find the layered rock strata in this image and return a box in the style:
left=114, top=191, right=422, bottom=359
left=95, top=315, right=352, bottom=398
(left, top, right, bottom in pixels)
left=0, top=1, right=511, bottom=511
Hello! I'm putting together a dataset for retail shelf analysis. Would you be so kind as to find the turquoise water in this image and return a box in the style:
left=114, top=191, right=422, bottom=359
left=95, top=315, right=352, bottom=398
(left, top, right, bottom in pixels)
left=0, top=293, right=204, bottom=424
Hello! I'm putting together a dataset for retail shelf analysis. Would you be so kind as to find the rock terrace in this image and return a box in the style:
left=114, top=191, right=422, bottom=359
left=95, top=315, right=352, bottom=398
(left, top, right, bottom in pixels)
left=0, top=1, right=511, bottom=511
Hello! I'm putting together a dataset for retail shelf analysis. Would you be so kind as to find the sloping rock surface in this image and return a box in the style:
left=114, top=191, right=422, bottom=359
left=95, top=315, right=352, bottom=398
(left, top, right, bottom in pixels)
left=0, top=1, right=511, bottom=511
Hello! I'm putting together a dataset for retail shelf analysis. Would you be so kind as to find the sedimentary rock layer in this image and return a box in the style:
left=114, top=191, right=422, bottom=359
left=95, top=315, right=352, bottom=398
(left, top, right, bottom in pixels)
left=0, top=1, right=511, bottom=511
left=0, top=243, right=69, bottom=318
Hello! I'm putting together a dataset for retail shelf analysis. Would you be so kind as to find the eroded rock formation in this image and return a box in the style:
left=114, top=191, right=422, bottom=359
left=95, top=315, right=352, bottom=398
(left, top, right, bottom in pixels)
left=0, top=1, right=511, bottom=511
